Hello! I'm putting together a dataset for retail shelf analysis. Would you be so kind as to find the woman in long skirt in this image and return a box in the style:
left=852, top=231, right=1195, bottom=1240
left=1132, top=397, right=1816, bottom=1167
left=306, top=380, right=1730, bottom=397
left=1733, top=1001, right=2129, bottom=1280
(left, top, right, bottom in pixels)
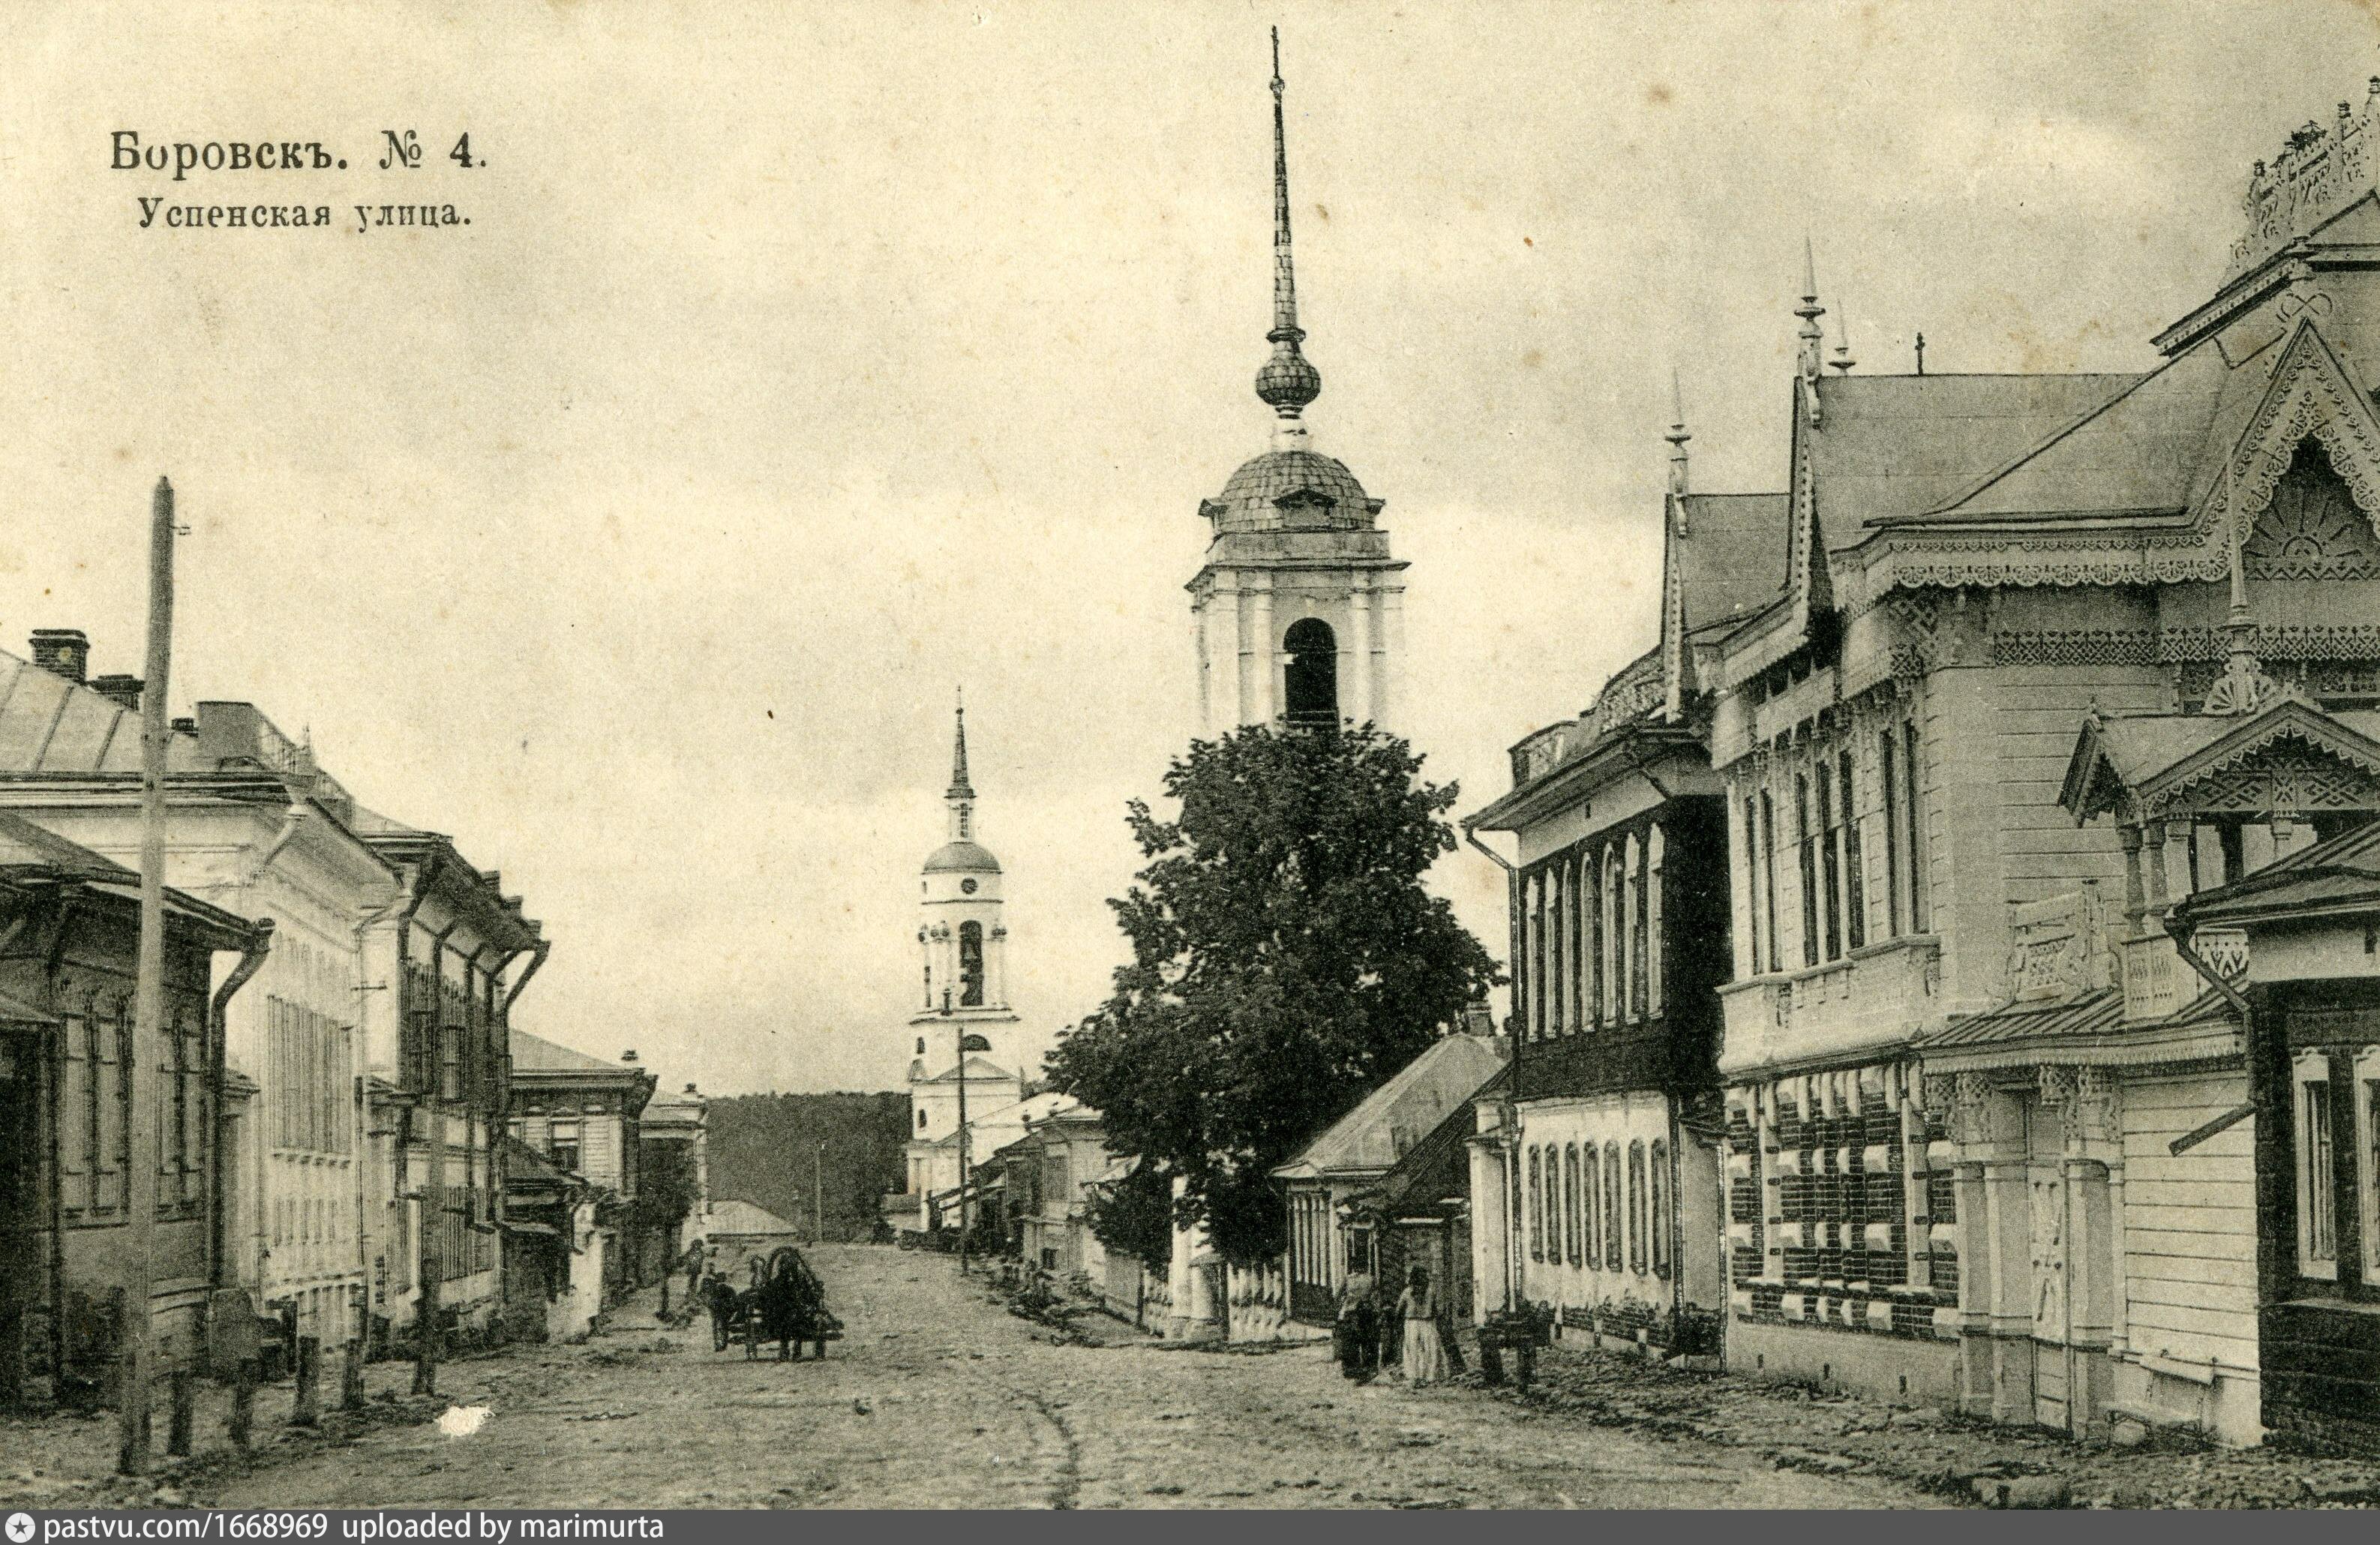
left=1398, top=1267, right=1448, bottom=1387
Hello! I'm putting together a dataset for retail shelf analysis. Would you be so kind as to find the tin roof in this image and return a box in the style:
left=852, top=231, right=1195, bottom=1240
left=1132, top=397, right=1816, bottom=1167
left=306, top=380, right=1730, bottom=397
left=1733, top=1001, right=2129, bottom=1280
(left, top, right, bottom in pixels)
left=1272, top=1034, right=1507, bottom=1182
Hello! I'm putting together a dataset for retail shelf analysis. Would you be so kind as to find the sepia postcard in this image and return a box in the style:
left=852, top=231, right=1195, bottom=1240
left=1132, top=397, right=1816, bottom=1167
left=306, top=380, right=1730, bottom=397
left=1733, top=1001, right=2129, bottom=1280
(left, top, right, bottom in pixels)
left=5, top=0, right=2380, bottom=1522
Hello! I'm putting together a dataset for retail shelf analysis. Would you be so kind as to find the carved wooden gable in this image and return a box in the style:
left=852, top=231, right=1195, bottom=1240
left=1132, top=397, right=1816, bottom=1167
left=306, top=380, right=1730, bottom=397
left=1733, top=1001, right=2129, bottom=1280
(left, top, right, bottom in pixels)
left=2062, top=698, right=2380, bottom=824
left=2205, top=316, right=2380, bottom=551
left=2243, top=436, right=2380, bottom=580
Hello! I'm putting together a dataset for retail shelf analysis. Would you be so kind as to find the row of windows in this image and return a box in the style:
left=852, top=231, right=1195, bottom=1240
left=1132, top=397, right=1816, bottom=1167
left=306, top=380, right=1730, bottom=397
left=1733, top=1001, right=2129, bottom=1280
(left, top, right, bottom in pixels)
left=1725, top=1078, right=1954, bottom=1306
left=1741, top=718, right=1928, bottom=977
left=1521, top=1138, right=1670, bottom=1280
left=271, top=1191, right=347, bottom=1249
left=269, top=994, right=353, bottom=1155
left=57, top=993, right=208, bottom=1214
left=1517, top=824, right=1664, bottom=1042
left=400, top=962, right=504, bottom=1109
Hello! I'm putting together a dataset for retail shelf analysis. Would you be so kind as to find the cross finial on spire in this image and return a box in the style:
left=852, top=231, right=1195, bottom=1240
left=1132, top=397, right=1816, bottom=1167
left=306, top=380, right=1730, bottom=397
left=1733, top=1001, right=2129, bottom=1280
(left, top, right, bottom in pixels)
left=1255, top=26, right=1322, bottom=440
left=1795, top=236, right=1827, bottom=380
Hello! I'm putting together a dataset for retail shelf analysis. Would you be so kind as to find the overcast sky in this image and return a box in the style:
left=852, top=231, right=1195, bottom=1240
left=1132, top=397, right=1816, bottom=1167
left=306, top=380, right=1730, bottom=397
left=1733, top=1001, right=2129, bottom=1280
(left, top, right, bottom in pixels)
left=0, top=0, right=2369, bottom=1094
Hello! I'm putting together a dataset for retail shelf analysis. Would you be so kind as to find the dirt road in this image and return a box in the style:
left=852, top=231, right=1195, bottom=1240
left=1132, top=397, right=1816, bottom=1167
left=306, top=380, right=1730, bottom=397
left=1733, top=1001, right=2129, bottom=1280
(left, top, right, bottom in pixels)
left=191, top=1244, right=1939, bottom=1509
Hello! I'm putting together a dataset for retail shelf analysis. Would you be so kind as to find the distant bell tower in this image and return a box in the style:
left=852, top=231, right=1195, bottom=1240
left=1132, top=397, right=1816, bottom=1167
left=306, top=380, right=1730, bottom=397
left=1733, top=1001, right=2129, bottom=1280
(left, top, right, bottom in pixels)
left=1188, top=28, right=1408, bottom=735
left=902, top=695, right=1025, bottom=1208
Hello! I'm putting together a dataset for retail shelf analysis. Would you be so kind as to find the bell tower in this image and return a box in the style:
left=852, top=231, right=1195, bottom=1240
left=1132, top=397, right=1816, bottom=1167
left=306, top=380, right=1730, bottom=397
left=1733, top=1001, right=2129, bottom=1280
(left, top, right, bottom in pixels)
left=902, top=695, right=1025, bottom=1208
left=1187, top=29, right=1408, bottom=736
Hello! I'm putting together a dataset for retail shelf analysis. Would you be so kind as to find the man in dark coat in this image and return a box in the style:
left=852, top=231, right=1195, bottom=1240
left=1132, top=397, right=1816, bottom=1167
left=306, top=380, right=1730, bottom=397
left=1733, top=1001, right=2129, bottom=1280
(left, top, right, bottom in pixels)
left=703, top=1272, right=738, bottom=1352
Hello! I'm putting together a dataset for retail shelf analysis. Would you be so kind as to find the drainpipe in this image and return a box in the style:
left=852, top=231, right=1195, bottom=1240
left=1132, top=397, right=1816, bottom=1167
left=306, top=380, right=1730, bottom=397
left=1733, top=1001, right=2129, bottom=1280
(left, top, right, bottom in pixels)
left=1462, top=819, right=1522, bottom=1313
left=209, top=922, right=275, bottom=1290
left=250, top=803, right=308, bottom=886
left=482, top=944, right=528, bottom=1252
left=40, top=885, right=81, bottom=1385
left=2162, top=910, right=2261, bottom=1154
left=501, top=940, right=549, bottom=1020
left=384, top=859, right=438, bottom=1342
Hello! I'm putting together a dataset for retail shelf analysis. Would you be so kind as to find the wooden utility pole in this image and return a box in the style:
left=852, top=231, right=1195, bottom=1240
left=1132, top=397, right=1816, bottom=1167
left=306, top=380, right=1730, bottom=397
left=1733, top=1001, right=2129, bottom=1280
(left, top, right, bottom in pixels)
left=813, top=1142, right=824, bottom=1242
left=119, top=476, right=175, bottom=1474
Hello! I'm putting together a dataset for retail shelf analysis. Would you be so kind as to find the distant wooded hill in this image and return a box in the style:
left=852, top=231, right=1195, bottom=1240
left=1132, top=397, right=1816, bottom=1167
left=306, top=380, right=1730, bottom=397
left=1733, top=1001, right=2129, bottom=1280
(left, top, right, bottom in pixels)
left=707, top=1091, right=910, bottom=1242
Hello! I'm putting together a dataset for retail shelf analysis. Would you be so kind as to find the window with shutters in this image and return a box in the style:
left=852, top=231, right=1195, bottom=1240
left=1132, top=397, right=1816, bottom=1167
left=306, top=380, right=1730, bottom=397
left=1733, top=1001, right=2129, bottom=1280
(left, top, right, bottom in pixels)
left=1651, top=1139, right=1671, bottom=1279
left=1759, top=791, right=1781, bottom=972
left=1603, top=1142, right=1622, bottom=1271
left=1628, top=1140, right=1648, bottom=1274
left=1647, top=824, right=1665, bottom=1015
left=1904, top=721, right=1928, bottom=932
left=1816, top=763, right=1841, bottom=962
left=113, top=997, right=133, bottom=1208
left=1838, top=750, right=1865, bottom=952
left=2300, top=1052, right=2339, bottom=1279
left=1582, top=1144, right=1600, bottom=1266
left=1565, top=1144, right=1583, bottom=1266
left=1796, top=775, right=1820, bottom=967
left=1879, top=734, right=1903, bottom=938
left=1527, top=1145, right=1544, bottom=1263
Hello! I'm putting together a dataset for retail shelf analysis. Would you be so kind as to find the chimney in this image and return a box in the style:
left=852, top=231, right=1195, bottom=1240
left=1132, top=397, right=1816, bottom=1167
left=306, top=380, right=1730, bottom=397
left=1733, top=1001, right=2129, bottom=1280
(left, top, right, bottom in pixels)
left=683, top=1082, right=698, bottom=1094
left=170, top=716, right=197, bottom=735
left=620, top=1049, right=638, bottom=1064
left=29, top=629, right=89, bottom=685
left=90, top=674, right=143, bottom=712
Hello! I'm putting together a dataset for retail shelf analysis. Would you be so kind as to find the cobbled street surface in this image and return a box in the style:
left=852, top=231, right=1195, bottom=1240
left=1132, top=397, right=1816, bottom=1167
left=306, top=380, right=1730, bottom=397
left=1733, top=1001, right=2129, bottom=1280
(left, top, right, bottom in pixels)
left=185, top=1244, right=1937, bottom=1510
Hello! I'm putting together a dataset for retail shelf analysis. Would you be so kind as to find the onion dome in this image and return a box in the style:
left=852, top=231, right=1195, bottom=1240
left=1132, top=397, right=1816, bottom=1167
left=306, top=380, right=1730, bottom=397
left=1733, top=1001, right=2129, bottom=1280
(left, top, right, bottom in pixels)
left=1256, top=31, right=1322, bottom=423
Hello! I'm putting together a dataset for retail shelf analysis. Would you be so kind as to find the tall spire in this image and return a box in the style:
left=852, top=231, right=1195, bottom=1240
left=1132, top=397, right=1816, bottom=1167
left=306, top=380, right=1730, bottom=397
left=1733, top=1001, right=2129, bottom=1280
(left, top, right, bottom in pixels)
left=1795, top=236, right=1827, bottom=380
left=1829, top=302, right=1857, bottom=374
left=1254, top=26, right=1322, bottom=442
left=947, top=689, right=974, bottom=802
left=1664, top=370, right=1691, bottom=500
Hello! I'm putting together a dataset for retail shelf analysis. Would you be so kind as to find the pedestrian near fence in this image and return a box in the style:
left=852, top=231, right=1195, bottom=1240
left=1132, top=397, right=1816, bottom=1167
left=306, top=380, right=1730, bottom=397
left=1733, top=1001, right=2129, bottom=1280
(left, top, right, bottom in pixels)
left=1398, top=1267, right=1448, bottom=1387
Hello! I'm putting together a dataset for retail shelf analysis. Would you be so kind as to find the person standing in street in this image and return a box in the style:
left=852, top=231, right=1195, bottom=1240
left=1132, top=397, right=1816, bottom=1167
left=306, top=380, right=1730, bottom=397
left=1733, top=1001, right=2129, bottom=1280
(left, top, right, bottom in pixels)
left=1398, top=1267, right=1448, bottom=1387
left=704, top=1272, right=737, bottom=1352
left=1335, top=1264, right=1379, bottom=1381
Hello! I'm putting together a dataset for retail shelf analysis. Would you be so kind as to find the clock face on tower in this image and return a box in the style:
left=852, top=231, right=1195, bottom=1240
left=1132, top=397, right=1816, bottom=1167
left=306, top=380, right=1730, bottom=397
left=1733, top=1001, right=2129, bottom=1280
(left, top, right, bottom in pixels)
left=960, top=878, right=978, bottom=894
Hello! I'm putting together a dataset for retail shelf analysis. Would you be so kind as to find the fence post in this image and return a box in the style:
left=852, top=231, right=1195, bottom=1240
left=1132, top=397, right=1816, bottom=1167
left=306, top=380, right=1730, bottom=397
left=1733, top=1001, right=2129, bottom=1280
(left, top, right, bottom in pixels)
left=342, top=1286, right=366, bottom=1411
left=229, top=1359, right=257, bottom=1450
left=111, top=1288, right=150, bottom=1472
left=291, top=1335, right=320, bottom=1427
left=167, top=1369, right=194, bottom=1456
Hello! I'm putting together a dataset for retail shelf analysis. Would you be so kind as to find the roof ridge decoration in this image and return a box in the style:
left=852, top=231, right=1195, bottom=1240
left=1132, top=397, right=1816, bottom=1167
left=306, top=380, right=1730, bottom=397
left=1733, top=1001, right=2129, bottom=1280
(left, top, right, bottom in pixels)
left=1662, top=373, right=1694, bottom=718
left=1782, top=378, right=1832, bottom=641
left=2231, top=80, right=2380, bottom=282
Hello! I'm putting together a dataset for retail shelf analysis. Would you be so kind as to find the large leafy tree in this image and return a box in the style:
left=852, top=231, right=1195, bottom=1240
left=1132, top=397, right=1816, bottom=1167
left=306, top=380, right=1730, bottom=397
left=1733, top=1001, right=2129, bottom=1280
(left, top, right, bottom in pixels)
left=1047, top=723, right=1500, bottom=1264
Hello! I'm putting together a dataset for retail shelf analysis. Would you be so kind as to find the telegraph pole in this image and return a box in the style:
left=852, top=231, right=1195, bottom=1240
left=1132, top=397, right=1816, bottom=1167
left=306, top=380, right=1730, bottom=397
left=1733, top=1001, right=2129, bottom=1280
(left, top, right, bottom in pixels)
left=120, top=476, right=176, bottom=1474
left=943, top=988, right=968, bottom=1276
left=813, top=1141, right=824, bottom=1243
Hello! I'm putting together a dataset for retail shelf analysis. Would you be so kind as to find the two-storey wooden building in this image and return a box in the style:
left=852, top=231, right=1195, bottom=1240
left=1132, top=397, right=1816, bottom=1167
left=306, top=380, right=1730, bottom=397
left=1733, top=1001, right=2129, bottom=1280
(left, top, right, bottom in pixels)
left=1679, top=84, right=2380, bottom=1446
left=1464, top=422, right=1781, bottom=1358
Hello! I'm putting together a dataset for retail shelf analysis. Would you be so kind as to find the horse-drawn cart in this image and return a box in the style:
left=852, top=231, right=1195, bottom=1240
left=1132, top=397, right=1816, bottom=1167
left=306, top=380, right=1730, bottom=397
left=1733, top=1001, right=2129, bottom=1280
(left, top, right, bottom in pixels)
left=719, top=1246, right=843, bottom=1360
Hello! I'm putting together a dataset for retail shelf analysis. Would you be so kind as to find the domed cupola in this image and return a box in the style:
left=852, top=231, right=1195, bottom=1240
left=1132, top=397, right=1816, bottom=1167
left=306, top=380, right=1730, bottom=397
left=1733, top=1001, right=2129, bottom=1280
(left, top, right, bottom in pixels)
left=1183, top=30, right=1409, bottom=738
